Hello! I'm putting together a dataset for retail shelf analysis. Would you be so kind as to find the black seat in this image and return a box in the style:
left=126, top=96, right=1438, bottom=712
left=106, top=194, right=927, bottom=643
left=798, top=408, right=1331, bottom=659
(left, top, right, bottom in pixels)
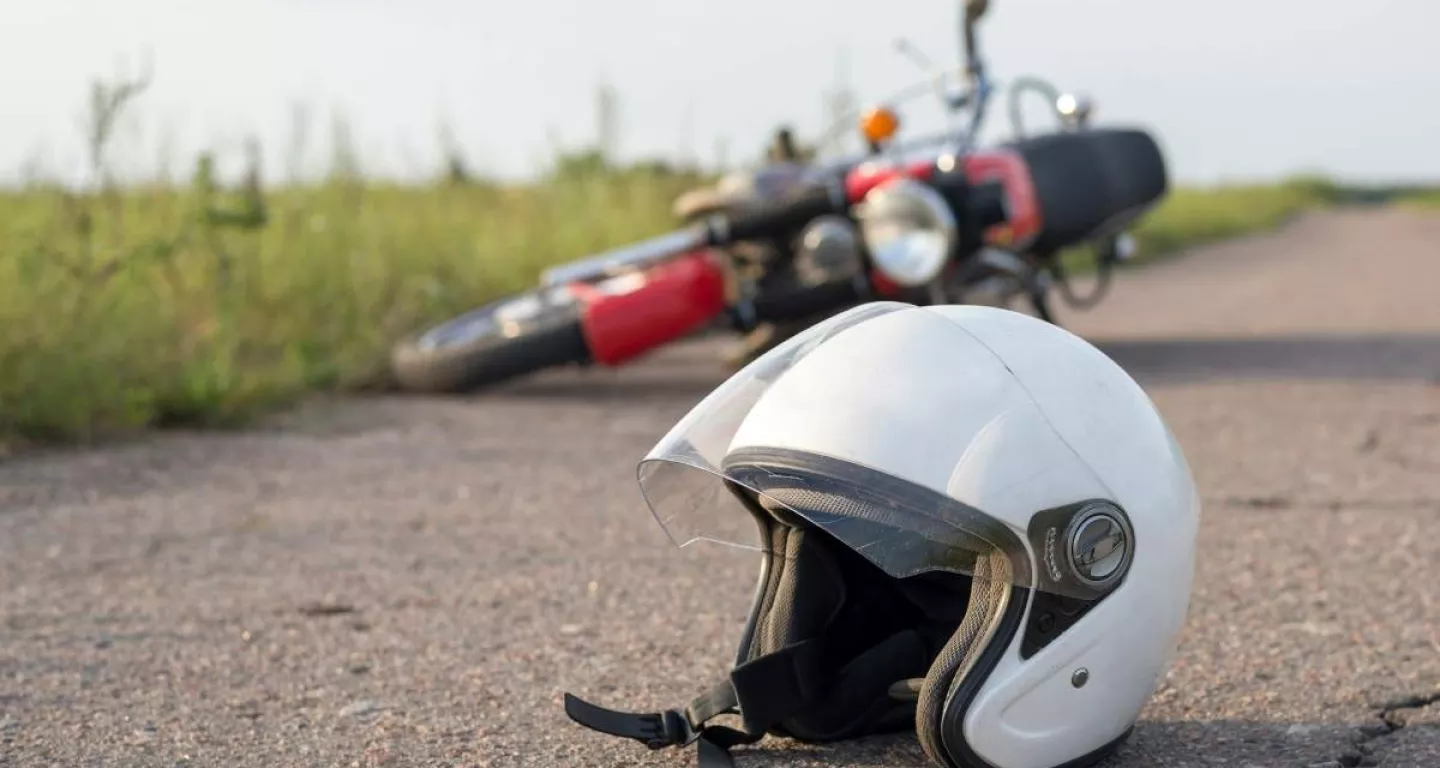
left=1009, top=127, right=1169, bottom=253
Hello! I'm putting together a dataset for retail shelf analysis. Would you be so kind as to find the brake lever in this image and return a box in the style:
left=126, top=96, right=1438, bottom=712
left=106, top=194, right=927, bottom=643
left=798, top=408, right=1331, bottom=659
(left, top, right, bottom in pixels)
left=893, top=37, right=936, bottom=70
left=893, top=37, right=962, bottom=123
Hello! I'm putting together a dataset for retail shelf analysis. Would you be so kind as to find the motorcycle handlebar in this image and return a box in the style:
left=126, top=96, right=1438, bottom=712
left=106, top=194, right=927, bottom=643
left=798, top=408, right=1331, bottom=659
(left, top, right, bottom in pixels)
left=541, top=126, right=1157, bottom=288
left=539, top=228, right=709, bottom=287
left=541, top=157, right=1018, bottom=289
left=540, top=182, right=850, bottom=287
left=712, top=184, right=847, bottom=244
left=716, top=169, right=1006, bottom=249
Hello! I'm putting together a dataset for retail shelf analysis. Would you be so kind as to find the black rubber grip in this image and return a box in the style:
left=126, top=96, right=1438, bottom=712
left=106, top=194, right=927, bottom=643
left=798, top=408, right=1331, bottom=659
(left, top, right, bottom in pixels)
left=1009, top=128, right=1168, bottom=253
left=751, top=277, right=862, bottom=323
left=720, top=185, right=843, bottom=243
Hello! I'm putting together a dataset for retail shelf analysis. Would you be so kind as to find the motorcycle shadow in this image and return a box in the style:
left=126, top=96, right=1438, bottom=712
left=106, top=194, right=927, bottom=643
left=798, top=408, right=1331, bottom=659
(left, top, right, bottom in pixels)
left=487, top=339, right=731, bottom=402
left=1093, top=333, right=1440, bottom=384
left=478, top=332, right=1440, bottom=402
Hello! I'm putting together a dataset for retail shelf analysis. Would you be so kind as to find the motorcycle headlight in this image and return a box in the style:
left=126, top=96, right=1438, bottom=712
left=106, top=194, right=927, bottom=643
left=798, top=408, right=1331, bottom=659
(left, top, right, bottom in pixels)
left=793, top=215, right=864, bottom=286
left=854, top=178, right=959, bottom=287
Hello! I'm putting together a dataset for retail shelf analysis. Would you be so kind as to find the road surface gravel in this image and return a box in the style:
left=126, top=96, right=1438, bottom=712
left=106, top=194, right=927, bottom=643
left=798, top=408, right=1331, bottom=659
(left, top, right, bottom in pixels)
left=3, top=208, right=1439, bottom=767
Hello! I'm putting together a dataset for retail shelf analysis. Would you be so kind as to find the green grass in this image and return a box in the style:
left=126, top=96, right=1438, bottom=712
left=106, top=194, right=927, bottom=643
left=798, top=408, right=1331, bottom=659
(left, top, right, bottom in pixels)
left=0, top=164, right=697, bottom=443
left=0, top=159, right=1379, bottom=445
left=1130, top=176, right=1342, bottom=259
left=1397, top=189, right=1440, bottom=208
left=1057, top=175, right=1342, bottom=274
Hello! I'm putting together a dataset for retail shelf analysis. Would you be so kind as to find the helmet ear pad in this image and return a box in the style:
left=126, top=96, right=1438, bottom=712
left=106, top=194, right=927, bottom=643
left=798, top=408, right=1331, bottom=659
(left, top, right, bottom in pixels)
left=915, top=551, right=1023, bottom=768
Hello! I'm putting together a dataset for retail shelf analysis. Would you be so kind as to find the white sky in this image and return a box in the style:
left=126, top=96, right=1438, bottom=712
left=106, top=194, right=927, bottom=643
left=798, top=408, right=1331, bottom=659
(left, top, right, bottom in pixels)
left=3, top=0, right=1438, bottom=186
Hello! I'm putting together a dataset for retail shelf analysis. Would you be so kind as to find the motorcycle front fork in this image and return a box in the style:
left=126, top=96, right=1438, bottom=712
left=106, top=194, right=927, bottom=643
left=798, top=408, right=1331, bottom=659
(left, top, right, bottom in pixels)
left=1027, top=278, right=1057, bottom=323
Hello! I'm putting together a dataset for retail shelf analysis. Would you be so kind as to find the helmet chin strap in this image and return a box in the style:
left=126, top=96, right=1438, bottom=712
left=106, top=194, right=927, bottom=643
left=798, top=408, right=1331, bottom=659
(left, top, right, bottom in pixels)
left=888, top=678, right=925, bottom=702
left=564, top=636, right=831, bottom=767
left=563, top=686, right=755, bottom=768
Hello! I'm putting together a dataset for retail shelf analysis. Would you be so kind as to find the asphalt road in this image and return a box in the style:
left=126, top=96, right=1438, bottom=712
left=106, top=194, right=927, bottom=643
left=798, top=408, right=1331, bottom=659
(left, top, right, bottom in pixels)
left=3, top=207, right=1440, bottom=768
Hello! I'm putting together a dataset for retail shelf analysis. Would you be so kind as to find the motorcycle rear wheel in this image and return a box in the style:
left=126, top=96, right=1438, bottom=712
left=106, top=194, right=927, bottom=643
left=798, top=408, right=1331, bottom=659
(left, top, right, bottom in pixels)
left=951, top=270, right=1058, bottom=323
left=941, top=247, right=1060, bottom=324
left=390, top=290, right=591, bottom=393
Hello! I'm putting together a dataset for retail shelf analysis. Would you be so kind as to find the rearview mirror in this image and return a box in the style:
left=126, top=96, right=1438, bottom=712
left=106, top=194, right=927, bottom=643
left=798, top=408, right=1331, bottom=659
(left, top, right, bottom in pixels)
left=962, top=0, right=990, bottom=73
left=1056, top=93, right=1095, bottom=129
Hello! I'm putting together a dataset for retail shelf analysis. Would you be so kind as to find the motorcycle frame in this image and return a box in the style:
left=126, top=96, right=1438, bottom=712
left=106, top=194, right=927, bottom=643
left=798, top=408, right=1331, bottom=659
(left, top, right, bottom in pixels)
left=537, top=0, right=1111, bottom=370
left=564, top=147, right=1044, bottom=366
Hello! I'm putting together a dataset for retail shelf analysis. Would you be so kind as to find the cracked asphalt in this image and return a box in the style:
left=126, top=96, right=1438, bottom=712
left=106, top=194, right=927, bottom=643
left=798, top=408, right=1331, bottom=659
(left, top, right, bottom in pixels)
left=3, top=207, right=1440, bottom=767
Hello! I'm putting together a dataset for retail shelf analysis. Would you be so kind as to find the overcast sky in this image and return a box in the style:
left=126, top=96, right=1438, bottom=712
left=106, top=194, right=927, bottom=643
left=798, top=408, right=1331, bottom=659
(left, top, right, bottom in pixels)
left=3, top=0, right=1438, bottom=186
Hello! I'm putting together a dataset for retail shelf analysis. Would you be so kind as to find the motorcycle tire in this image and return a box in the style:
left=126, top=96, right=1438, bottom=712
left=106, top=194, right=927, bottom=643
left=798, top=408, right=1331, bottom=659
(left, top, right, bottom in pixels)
left=390, top=289, right=592, bottom=393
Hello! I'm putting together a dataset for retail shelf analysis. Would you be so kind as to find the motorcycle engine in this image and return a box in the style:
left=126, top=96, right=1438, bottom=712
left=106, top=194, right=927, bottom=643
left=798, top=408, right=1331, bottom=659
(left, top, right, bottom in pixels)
left=672, top=161, right=861, bottom=289
left=793, top=215, right=864, bottom=286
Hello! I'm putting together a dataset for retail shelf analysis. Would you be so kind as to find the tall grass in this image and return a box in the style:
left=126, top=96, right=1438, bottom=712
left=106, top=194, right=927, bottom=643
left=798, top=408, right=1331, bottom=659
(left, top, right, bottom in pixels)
left=0, top=171, right=700, bottom=441
left=1398, top=189, right=1440, bottom=208
left=0, top=75, right=1368, bottom=445
left=0, top=71, right=703, bottom=442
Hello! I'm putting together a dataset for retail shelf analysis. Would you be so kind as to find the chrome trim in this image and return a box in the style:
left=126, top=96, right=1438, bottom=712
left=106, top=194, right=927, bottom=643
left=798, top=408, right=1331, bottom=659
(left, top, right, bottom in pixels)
left=1113, top=232, right=1137, bottom=262
left=794, top=215, right=864, bottom=286
left=539, top=228, right=708, bottom=287
left=976, top=247, right=1032, bottom=279
left=855, top=177, right=960, bottom=287
left=1007, top=76, right=1096, bottom=137
left=706, top=213, right=731, bottom=244
left=1063, top=501, right=1133, bottom=589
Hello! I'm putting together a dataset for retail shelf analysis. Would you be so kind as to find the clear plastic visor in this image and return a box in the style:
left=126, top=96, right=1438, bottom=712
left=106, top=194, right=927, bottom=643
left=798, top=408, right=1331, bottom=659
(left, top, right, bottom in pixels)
left=636, top=302, right=1117, bottom=598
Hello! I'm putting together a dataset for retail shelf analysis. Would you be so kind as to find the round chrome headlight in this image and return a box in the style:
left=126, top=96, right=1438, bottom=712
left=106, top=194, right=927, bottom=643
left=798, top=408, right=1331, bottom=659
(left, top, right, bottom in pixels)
left=794, top=215, right=864, bottom=286
left=854, top=178, right=959, bottom=287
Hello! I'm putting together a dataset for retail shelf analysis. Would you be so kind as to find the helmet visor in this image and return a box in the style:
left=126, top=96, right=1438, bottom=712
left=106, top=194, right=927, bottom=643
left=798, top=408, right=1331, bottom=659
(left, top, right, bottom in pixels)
left=636, top=302, right=1122, bottom=599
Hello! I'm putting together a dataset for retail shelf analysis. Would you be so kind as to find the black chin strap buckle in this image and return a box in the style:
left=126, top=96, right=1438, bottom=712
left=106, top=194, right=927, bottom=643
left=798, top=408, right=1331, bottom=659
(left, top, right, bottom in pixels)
left=563, top=693, right=699, bottom=750
left=563, top=639, right=828, bottom=766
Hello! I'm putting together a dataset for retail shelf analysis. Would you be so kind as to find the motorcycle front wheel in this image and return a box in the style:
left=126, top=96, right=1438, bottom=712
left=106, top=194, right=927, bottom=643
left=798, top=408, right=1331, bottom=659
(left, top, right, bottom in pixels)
left=390, top=288, right=591, bottom=393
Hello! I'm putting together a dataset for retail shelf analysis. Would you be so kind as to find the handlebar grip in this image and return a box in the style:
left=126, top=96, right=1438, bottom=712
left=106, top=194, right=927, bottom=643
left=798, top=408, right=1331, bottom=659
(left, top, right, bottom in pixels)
left=715, top=184, right=845, bottom=244
left=751, top=277, right=863, bottom=324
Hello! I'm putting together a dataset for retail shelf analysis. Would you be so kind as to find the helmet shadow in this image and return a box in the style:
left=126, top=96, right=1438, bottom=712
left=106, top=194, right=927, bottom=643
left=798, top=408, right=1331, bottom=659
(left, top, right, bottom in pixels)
left=1094, top=333, right=1440, bottom=384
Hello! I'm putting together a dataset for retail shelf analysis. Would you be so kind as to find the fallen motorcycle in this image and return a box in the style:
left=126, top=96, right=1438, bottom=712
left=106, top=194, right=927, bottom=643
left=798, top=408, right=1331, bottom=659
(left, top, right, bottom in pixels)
left=389, top=0, right=1168, bottom=394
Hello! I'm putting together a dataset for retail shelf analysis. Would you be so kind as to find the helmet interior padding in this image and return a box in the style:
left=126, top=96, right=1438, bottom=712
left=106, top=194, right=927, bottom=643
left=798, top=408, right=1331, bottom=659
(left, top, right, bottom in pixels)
left=737, top=497, right=1019, bottom=766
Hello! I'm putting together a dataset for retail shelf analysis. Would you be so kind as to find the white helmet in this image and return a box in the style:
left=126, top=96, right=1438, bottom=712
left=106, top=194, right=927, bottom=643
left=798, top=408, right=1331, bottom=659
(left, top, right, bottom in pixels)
left=565, top=302, right=1200, bottom=768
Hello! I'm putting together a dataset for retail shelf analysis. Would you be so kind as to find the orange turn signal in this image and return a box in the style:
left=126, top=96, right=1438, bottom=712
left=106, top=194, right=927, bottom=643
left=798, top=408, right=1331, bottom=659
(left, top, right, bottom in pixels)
left=859, top=107, right=900, bottom=145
